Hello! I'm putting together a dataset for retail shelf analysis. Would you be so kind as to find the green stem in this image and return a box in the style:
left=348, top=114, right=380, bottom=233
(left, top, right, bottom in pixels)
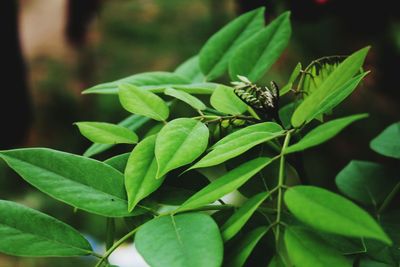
left=105, top=218, right=115, bottom=250
left=378, top=181, right=400, bottom=215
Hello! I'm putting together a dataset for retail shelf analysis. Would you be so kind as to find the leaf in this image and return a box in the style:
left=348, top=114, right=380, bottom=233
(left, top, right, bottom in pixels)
left=221, top=192, right=269, bottom=241
left=229, top=12, right=291, bottom=82
left=165, top=87, right=206, bottom=110
left=176, top=157, right=272, bottom=212
left=83, top=71, right=190, bottom=94
left=75, top=121, right=138, bottom=144
left=284, top=186, right=392, bottom=244
left=284, top=227, right=352, bottom=267
left=155, top=118, right=209, bottom=178
left=291, top=47, right=370, bottom=127
left=226, top=227, right=268, bottom=267
left=125, top=135, right=165, bottom=211
left=172, top=83, right=217, bottom=94
left=104, top=153, right=130, bottom=173
left=119, top=84, right=169, bottom=121
left=280, top=62, right=302, bottom=96
left=191, top=122, right=283, bottom=169
left=0, top=200, right=92, bottom=257
left=267, top=255, right=285, bottom=267
left=174, top=55, right=204, bottom=83
left=210, top=85, right=247, bottom=115
left=285, top=114, right=368, bottom=154
left=199, top=7, right=265, bottom=81
left=359, top=259, right=392, bottom=267
left=0, top=148, right=144, bottom=217
left=84, top=114, right=150, bottom=157
left=370, top=122, right=400, bottom=159
left=135, top=213, right=223, bottom=267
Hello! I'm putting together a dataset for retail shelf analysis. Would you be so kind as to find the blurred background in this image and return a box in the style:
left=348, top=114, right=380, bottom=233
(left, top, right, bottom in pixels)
left=0, top=0, right=399, bottom=266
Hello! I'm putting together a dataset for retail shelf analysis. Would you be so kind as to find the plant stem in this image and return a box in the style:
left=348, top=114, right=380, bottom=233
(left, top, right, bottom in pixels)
left=105, top=218, right=115, bottom=250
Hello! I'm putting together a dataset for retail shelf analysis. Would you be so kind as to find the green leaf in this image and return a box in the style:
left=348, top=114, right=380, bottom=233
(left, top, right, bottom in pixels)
left=336, top=160, right=398, bottom=206
left=75, top=121, right=138, bottom=144
left=291, top=47, right=370, bottom=127
left=84, top=114, right=149, bottom=157
left=284, top=186, right=392, bottom=244
left=164, top=87, right=206, bottom=110
left=135, top=213, right=223, bottom=267
left=229, top=12, right=291, bottom=82
left=210, top=85, right=247, bottom=115
left=104, top=153, right=130, bottom=173
left=125, top=135, right=165, bottom=211
left=0, top=200, right=92, bottom=257
left=155, top=118, right=209, bottom=178
left=284, top=227, right=352, bottom=267
left=226, top=226, right=268, bottom=267
left=176, top=157, right=272, bottom=212
left=221, top=192, right=269, bottom=241
left=199, top=7, right=265, bottom=81
left=267, top=255, right=285, bottom=267
left=119, top=84, right=169, bottom=121
left=280, top=62, right=302, bottom=96
left=0, top=148, right=143, bottom=217
left=83, top=71, right=190, bottom=94
left=174, top=55, right=204, bottom=83
left=285, top=114, right=368, bottom=154
left=191, top=122, right=283, bottom=169
left=370, top=122, right=400, bottom=159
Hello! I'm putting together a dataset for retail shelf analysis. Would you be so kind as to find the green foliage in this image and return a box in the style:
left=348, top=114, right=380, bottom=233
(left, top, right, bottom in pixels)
left=75, top=121, right=138, bottom=144
left=370, top=122, right=400, bottom=159
left=210, top=85, right=248, bottom=115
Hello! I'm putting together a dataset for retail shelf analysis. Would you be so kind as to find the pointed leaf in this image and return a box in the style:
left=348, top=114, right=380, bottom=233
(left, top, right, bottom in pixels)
left=370, top=122, right=400, bottom=159
left=165, top=88, right=206, bottom=110
left=210, top=85, right=247, bottom=115
left=75, top=121, right=138, bottom=144
left=174, top=55, right=204, bottom=83
left=104, top=153, right=130, bottom=173
left=280, top=62, right=302, bottom=96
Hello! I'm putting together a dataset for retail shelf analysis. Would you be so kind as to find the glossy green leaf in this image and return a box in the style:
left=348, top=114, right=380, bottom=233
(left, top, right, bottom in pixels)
left=75, top=121, right=138, bottom=144
left=370, top=122, right=400, bottom=159
left=210, top=85, right=247, bottom=115
left=191, top=122, right=283, bottom=169
left=174, top=55, right=204, bottom=83
left=291, top=47, right=370, bottom=127
left=285, top=114, right=368, bottom=154
left=164, top=87, right=206, bottom=110
left=221, top=192, right=269, bottom=241
left=104, top=153, right=130, bottom=173
left=125, top=135, right=165, bottom=211
left=284, top=186, right=391, bottom=244
left=83, top=71, right=190, bottom=94
left=284, top=227, right=352, bottom=267
left=119, top=84, right=169, bottom=121
left=135, top=213, right=223, bottom=267
left=0, top=200, right=92, bottom=257
left=280, top=62, right=302, bottom=96
left=226, top=227, right=268, bottom=267
left=0, top=148, right=143, bottom=217
left=172, top=82, right=217, bottom=94
left=155, top=118, right=209, bottom=178
left=199, top=7, right=265, bottom=81
left=229, top=12, right=291, bottom=82
left=176, top=157, right=272, bottom=212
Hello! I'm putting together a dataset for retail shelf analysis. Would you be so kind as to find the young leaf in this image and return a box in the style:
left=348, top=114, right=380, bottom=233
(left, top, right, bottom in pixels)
left=119, top=84, right=169, bottom=121
left=284, top=227, right=352, bottom=267
left=75, top=121, right=138, bottom=144
left=174, top=55, right=204, bottom=83
left=125, top=135, right=165, bottom=211
left=229, top=12, right=291, bottom=82
left=164, top=87, right=206, bottom=110
left=370, top=122, right=400, bottom=159
left=0, top=148, right=144, bottom=217
left=285, top=113, right=368, bottom=154
left=135, top=213, right=223, bottom=267
left=221, top=192, right=269, bottom=242
left=280, top=62, right=302, bottom=96
left=199, top=7, right=265, bottom=81
left=155, top=118, right=209, bottom=178
left=291, top=46, right=370, bottom=127
left=210, top=85, right=247, bottom=115
left=0, top=200, right=92, bottom=257
left=176, top=157, right=272, bottom=212
left=284, top=186, right=392, bottom=244
left=104, top=153, right=130, bottom=173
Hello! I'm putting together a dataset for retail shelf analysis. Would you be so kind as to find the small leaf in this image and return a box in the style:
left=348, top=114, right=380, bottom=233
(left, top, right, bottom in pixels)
left=229, top=12, right=291, bottom=82
left=164, top=87, right=206, bottom=110
left=221, top=192, right=269, bottom=241
left=119, top=84, right=169, bottom=121
left=75, top=121, right=138, bottom=144
left=285, top=114, right=368, bottom=154
left=280, top=62, right=302, bottom=96
left=125, top=135, right=165, bottom=211
left=176, top=157, right=272, bottom=212
left=104, top=153, right=130, bottom=173
left=174, top=55, right=204, bottom=83
left=284, top=186, right=392, bottom=244
left=370, top=122, right=400, bottom=159
left=284, top=227, right=352, bottom=267
left=199, top=7, right=265, bottom=81
left=135, top=213, right=223, bottom=267
left=155, top=118, right=209, bottom=178
left=210, top=85, right=247, bottom=115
